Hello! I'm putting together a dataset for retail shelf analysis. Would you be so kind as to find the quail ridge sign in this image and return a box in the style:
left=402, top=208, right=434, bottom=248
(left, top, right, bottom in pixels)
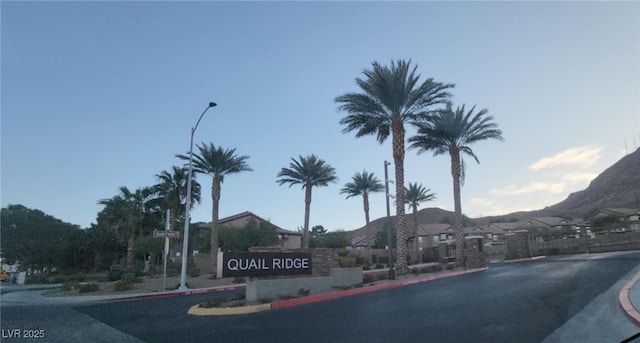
left=222, top=252, right=312, bottom=277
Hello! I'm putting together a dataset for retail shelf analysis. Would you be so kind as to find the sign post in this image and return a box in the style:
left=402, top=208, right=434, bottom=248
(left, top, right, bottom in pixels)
left=153, top=210, right=181, bottom=291
left=163, top=210, right=169, bottom=291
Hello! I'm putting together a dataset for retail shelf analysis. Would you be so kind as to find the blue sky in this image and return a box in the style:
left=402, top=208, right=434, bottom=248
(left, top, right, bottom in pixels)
left=2, top=1, right=639, bottom=232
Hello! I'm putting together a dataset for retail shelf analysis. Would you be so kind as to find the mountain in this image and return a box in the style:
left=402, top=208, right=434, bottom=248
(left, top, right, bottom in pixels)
left=474, top=148, right=640, bottom=224
left=348, top=148, right=640, bottom=235
left=544, top=148, right=640, bottom=216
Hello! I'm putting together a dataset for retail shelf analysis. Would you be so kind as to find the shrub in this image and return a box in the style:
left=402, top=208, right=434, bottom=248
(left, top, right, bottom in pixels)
left=362, top=265, right=371, bottom=271
left=79, top=283, right=99, bottom=293
left=354, top=256, right=367, bottom=266
left=411, top=268, right=420, bottom=276
left=375, top=273, right=388, bottom=281
left=374, top=263, right=385, bottom=269
left=371, top=254, right=378, bottom=264
left=107, top=269, right=124, bottom=282
left=378, top=256, right=389, bottom=265
left=120, top=273, right=141, bottom=284
left=62, top=281, right=80, bottom=291
left=209, top=272, right=217, bottom=279
left=297, top=288, right=310, bottom=297
left=445, top=264, right=455, bottom=271
left=363, top=274, right=375, bottom=283
left=114, top=280, right=134, bottom=292
left=232, top=277, right=246, bottom=284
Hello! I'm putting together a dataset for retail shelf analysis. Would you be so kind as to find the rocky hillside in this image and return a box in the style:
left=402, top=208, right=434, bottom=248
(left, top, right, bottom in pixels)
left=348, top=148, right=640, bottom=236
left=545, top=147, right=640, bottom=216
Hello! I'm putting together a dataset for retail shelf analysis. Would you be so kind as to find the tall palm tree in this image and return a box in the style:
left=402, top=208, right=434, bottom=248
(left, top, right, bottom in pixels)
left=151, top=166, right=202, bottom=232
left=177, top=143, right=252, bottom=269
left=277, top=154, right=338, bottom=248
left=335, top=59, right=454, bottom=275
left=340, top=170, right=384, bottom=250
left=404, top=182, right=436, bottom=252
left=409, top=103, right=503, bottom=267
left=97, top=186, right=153, bottom=267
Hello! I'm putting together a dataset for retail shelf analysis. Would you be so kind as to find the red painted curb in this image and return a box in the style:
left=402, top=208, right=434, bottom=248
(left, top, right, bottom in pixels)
left=270, top=267, right=487, bottom=310
left=619, top=273, right=640, bottom=327
left=104, top=284, right=246, bottom=302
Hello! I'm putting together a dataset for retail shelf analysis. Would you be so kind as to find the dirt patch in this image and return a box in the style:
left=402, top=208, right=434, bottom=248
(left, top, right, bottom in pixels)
left=43, top=275, right=236, bottom=297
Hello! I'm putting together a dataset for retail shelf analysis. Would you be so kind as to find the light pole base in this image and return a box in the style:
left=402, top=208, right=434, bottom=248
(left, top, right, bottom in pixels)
left=178, top=285, right=189, bottom=291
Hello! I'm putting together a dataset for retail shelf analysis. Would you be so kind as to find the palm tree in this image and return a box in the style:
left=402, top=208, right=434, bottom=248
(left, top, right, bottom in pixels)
left=176, top=143, right=252, bottom=269
left=404, top=182, right=436, bottom=252
left=340, top=170, right=384, bottom=250
left=335, top=59, right=454, bottom=275
left=97, top=186, right=153, bottom=267
left=277, top=154, right=338, bottom=248
left=408, top=103, right=503, bottom=267
left=151, top=166, right=202, bottom=232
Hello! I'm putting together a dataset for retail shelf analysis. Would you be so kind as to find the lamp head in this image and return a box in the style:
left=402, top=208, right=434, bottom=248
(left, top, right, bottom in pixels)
left=209, top=102, right=217, bottom=108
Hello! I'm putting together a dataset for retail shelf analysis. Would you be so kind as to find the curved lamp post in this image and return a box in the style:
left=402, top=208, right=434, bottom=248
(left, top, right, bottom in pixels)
left=179, top=101, right=217, bottom=290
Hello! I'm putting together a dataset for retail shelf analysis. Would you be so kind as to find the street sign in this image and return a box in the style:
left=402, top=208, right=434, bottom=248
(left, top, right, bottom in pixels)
left=153, top=230, right=180, bottom=239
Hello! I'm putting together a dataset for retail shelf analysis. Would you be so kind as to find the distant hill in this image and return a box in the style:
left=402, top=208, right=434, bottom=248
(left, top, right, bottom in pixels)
left=348, top=148, right=640, bottom=236
left=544, top=147, right=640, bottom=217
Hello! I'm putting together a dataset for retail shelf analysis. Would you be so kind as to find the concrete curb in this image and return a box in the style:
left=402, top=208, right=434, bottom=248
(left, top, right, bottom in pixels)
left=619, top=273, right=640, bottom=327
left=188, top=303, right=271, bottom=316
left=493, top=256, right=546, bottom=264
left=103, top=284, right=246, bottom=302
left=188, top=267, right=488, bottom=316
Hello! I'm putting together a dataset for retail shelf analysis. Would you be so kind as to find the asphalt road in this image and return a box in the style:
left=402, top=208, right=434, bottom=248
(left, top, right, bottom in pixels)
left=3, top=251, right=640, bottom=342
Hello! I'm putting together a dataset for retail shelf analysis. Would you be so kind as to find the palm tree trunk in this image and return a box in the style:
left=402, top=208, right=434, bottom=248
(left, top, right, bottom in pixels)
left=392, top=119, right=408, bottom=275
left=363, top=192, right=372, bottom=263
left=413, top=203, right=419, bottom=256
left=211, top=176, right=222, bottom=270
left=363, top=192, right=372, bottom=248
left=303, top=184, right=312, bottom=248
left=126, top=234, right=135, bottom=268
left=169, top=206, right=176, bottom=232
left=450, top=147, right=465, bottom=268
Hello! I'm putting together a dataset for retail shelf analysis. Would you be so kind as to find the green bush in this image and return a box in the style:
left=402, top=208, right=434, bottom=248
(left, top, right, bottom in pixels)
left=120, top=273, right=142, bottom=283
left=114, top=280, right=134, bottom=292
left=362, top=265, right=371, bottom=271
left=411, top=268, right=420, bottom=276
left=378, top=256, right=389, bottom=265
left=363, top=274, right=375, bottom=283
left=445, top=264, right=455, bottom=271
left=232, top=277, right=246, bottom=284
left=374, top=263, right=385, bottom=269
left=79, top=283, right=99, bottom=293
left=107, top=269, right=124, bottom=282
left=354, top=256, right=367, bottom=266
left=62, top=281, right=80, bottom=291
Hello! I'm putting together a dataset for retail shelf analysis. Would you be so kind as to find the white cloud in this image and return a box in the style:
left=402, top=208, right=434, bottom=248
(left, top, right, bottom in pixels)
left=468, top=197, right=544, bottom=217
left=489, top=182, right=565, bottom=196
left=528, top=146, right=602, bottom=170
left=562, top=172, right=597, bottom=184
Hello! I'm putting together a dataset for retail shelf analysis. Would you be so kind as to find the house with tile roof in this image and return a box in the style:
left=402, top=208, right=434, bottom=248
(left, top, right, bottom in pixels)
left=201, top=211, right=302, bottom=249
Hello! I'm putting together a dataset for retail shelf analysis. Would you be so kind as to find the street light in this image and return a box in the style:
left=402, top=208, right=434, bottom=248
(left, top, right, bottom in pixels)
left=179, top=101, right=217, bottom=290
left=384, top=160, right=395, bottom=280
